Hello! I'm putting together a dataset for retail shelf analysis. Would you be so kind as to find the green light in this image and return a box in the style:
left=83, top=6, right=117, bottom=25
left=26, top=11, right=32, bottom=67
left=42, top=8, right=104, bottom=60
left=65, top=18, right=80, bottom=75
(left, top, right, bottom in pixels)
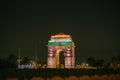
left=48, top=42, right=72, bottom=46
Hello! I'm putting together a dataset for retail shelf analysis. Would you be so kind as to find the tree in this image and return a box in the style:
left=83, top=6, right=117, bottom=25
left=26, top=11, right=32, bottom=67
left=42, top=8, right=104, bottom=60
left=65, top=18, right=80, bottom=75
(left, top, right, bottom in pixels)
left=0, top=58, right=6, bottom=69
left=87, top=57, right=105, bottom=68
left=95, top=59, right=104, bottom=68
left=21, top=57, right=31, bottom=65
left=110, top=56, right=119, bottom=68
left=87, top=57, right=96, bottom=67
left=117, top=53, right=120, bottom=62
left=6, top=54, right=18, bottom=68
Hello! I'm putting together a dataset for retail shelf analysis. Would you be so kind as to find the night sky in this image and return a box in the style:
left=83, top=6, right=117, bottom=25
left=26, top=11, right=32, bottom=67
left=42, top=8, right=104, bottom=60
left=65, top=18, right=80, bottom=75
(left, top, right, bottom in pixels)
left=1, top=1, right=120, bottom=63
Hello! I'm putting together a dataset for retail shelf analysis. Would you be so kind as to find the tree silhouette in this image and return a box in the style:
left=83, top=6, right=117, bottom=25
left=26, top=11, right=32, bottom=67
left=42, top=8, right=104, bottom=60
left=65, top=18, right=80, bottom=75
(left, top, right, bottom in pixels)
left=96, top=59, right=104, bottom=68
left=0, top=58, right=6, bottom=69
left=87, top=57, right=96, bottom=67
left=20, top=56, right=32, bottom=65
left=110, top=56, right=119, bottom=68
left=6, top=54, right=18, bottom=68
left=0, top=54, right=18, bottom=69
left=87, top=57, right=105, bottom=68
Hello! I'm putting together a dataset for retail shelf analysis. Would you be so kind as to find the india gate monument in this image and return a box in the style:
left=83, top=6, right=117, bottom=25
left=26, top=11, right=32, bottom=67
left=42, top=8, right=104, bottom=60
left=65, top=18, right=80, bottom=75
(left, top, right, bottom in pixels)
left=47, top=33, right=75, bottom=68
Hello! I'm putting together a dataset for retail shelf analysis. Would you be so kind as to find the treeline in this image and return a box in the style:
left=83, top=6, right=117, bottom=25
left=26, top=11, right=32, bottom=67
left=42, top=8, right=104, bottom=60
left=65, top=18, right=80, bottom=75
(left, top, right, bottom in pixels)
left=1, top=68, right=120, bottom=79
left=6, top=74, right=120, bottom=80
left=0, top=54, right=36, bottom=69
left=0, top=54, right=18, bottom=69
left=0, top=53, right=120, bottom=69
left=86, top=53, right=120, bottom=68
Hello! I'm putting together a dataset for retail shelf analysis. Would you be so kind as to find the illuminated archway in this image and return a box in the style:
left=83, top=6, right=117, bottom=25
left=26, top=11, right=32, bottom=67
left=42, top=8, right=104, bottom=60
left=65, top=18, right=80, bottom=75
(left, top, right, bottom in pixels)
left=56, top=49, right=62, bottom=68
left=47, top=33, right=75, bottom=68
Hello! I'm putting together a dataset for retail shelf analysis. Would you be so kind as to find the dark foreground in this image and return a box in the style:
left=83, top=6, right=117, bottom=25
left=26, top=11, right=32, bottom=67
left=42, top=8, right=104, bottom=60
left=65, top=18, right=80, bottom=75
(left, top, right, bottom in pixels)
left=0, top=68, right=120, bottom=80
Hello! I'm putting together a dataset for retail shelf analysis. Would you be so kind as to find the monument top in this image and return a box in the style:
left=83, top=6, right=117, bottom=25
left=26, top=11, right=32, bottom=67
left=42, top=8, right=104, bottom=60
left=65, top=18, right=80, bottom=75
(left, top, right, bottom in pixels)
left=48, top=32, right=75, bottom=46
left=51, top=32, right=71, bottom=39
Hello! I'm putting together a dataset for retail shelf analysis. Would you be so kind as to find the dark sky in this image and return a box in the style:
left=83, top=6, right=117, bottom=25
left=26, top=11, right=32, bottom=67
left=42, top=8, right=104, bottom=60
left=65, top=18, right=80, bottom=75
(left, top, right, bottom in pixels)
left=1, top=1, right=120, bottom=63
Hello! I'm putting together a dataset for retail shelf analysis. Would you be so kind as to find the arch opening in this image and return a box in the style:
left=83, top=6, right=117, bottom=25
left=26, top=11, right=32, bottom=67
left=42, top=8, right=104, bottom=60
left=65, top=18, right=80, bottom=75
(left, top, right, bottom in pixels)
left=56, top=49, right=65, bottom=68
